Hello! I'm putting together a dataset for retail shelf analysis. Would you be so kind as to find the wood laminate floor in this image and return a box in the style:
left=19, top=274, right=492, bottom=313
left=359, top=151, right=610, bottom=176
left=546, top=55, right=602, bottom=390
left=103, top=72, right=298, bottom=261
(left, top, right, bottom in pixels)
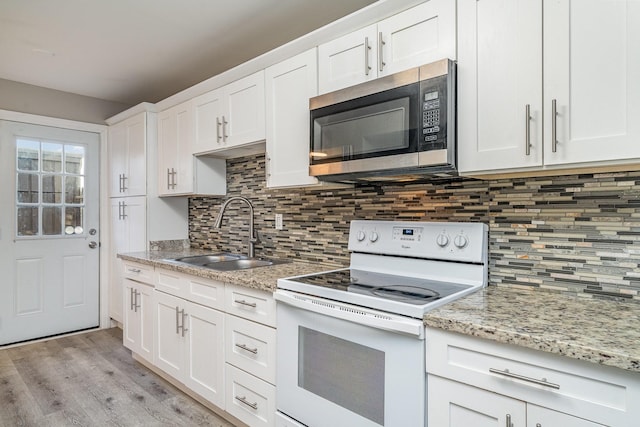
left=0, top=328, right=236, bottom=427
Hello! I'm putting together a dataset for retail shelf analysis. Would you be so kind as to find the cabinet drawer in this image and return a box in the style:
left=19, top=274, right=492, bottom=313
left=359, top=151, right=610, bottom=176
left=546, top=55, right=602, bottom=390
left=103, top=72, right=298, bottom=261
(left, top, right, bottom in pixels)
left=225, top=284, right=276, bottom=327
left=156, top=268, right=225, bottom=310
left=225, top=314, right=276, bottom=384
left=225, top=364, right=275, bottom=427
left=426, top=328, right=640, bottom=426
left=123, top=261, right=155, bottom=284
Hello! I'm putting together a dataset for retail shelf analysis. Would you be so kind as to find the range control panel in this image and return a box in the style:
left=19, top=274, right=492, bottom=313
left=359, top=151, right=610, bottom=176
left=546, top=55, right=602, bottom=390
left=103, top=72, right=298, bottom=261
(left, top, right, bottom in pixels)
left=348, top=220, right=487, bottom=264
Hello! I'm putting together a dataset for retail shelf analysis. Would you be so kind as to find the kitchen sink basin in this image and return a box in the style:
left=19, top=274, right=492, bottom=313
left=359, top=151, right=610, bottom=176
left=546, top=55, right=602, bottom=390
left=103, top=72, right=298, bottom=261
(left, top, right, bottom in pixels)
left=165, top=253, right=290, bottom=271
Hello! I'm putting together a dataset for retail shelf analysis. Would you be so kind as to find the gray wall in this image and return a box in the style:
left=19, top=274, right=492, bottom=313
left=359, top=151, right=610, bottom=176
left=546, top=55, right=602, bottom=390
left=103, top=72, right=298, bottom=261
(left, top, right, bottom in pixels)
left=0, top=79, right=130, bottom=124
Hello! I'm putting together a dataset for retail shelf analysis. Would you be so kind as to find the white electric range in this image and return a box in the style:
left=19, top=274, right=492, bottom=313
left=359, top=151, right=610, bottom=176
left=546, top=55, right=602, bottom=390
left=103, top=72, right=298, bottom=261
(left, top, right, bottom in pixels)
left=275, top=220, right=488, bottom=427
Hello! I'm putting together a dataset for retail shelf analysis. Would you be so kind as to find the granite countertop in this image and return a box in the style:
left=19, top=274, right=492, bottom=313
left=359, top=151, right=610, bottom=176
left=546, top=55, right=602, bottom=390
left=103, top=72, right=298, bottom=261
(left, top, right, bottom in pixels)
left=118, top=249, right=340, bottom=292
left=424, top=286, right=640, bottom=373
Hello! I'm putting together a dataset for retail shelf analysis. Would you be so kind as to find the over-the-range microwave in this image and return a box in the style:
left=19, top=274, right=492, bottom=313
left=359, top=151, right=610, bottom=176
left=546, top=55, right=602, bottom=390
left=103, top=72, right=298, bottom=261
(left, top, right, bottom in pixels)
left=309, top=59, right=456, bottom=182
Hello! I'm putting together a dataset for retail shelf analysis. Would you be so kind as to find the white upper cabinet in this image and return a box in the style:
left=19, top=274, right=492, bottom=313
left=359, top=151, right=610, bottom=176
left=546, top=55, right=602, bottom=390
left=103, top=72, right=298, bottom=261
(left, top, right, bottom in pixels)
left=108, top=113, right=147, bottom=197
left=543, top=0, right=640, bottom=166
left=458, top=0, right=640, bottom=175
left=193, top=71, right=265, bottom=155
left=457, top=0, right=543, bottom=173
left=318, top=0, right=456, bottom=94
left=265, top=48, right=320, bottom=188
left=158, top=101, right=226, bottom=196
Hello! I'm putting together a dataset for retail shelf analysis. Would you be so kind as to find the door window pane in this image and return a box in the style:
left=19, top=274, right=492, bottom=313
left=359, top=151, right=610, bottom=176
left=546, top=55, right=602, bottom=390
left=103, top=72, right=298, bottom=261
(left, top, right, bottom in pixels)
left=16, top=140, right=87, bottom=238
left=65, top=145, right=85, bottom=174
left=17, top=173, right=39, bottom=203
left=65, top=176, right=84, bottom=204
left=17, top=207, right=39, bottom=236
left=42, top=175, right=62, bottom=203
left=42, top=206, right=62, bottom=235
left=17, top=139, right=40, bottom=171
left=42, top=142, right=63, bottom=172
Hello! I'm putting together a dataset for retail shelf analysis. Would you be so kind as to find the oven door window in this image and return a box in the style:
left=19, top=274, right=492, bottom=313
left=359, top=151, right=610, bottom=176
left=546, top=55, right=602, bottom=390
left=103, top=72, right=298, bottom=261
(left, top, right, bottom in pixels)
left=310, top=83, right=419, bottom=164
left=298, top=326, right=384, bottom=425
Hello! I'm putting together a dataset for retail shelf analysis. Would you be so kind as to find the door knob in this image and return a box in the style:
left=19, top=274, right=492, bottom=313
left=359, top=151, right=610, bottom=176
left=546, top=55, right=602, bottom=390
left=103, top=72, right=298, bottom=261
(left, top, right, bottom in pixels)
left=88, top=241, right=98, bottom=249
left=89, top=228, right=97, bottom=235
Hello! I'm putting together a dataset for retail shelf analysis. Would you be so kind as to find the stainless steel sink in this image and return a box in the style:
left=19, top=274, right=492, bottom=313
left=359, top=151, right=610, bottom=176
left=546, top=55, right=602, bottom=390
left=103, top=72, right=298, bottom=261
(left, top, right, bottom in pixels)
left=170, top=254, right=242, bottom=266
left=165, top=253, right=290, bottom=271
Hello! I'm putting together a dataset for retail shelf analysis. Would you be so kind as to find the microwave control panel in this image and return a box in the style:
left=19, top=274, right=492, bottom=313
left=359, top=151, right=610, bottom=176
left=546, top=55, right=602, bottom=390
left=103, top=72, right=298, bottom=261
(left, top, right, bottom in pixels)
left=420, top=73, right=450, bottom=151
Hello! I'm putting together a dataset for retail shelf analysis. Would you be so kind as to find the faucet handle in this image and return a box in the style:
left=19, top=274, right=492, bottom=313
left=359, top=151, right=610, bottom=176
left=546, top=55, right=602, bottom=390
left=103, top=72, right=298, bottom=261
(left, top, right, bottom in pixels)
left=252, top=230, right=261, bottom=244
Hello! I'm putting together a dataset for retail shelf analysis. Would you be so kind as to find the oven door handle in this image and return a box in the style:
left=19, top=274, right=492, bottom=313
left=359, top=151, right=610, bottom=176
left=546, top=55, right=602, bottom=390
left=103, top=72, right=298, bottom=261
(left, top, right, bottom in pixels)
left=275, top=290, right=424, bottom=338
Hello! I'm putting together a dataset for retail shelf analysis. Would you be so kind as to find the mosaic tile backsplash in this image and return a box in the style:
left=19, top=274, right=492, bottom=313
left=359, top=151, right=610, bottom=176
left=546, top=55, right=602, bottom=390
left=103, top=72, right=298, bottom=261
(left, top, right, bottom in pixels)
left=189, top=154, right=640, bottom=301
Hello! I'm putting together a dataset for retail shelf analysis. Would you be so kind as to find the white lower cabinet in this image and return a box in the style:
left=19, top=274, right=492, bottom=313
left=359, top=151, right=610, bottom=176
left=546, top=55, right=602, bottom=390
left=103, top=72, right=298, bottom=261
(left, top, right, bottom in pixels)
left=154, top=288, right=225, bottom=409
left=123, top=278, right=154, bottom=363
left=426, top=328, right=640, bottom=427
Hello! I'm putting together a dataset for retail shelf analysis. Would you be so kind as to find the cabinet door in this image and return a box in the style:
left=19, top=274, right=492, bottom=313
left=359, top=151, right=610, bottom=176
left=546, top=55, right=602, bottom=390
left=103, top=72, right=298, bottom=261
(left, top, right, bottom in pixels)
left=318, top=24, right=377, bottom=94
left=157, top=102, right=193, bottom=195
left=108, top=114, right=146, bottom=197
left=224, top=71, right=266, bottom=148
left=265, top=48, right=319, bottom=188
left=527, top=404, right=605, bottom=427
left=543, top=0, right=640, bottom=166
left=184, top=302, right=225, bottom=409
left=192, top=88, right=224, bottom=154
left=457, top=0, right=543, bottom=174
left=108, top=123, right=127, bottom=197
left=428, top=375, right=526, bottom=427
left=154, top=290, right=186, bottom=379
left=123, top=279, right=139, bottom=352
left=378, top=0, right=456, bottom=76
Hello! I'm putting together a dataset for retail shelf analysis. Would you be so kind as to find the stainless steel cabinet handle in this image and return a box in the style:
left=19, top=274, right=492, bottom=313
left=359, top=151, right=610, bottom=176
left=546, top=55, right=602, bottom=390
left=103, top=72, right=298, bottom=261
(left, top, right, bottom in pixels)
left=222, top=116, right=228, bottom=142
left=234, top=299, right=257, bottom=308
left=121, top=174, right=127, bottom=192
left=506, top=414, right=512, bottom=427
left=378, top=32, right=385, bottom=72
left=235, top=395, right=258, bottom=410
left=171, top=168, right=177, bottom=189
left=525, top=104, right=531, bottom=156
left=490, top=368, right=560, bottom=389
left=175, top=306, right=180, bottom=334
left=127, top=268, right=141, bottom=273
left=181, top=309, right=188, bottom=337
left=551, top=99, right=558, bottom=153
left=130, top=288, right=135, bottom=311
left=364, top=37, right=372, bottom=76
left=167, top=168, right=171, bottom=190
left=216, top=117, right=222, bottom=143
left=134, top=290, right=141, bottom=312
left=235, top=343, right=258, bottom=354
left=120, top=202, right=127, bottom=220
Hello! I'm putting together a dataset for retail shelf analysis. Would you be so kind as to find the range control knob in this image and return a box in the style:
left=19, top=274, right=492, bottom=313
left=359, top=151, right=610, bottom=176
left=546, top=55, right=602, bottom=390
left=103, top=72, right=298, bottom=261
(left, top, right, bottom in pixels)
left=369, top=231, right=379, bottom=242
left=454, top=234, right=469, bottom=249
left=436, top=233, right=450, bottom=247
left=357, top=230, right=366, bottom=241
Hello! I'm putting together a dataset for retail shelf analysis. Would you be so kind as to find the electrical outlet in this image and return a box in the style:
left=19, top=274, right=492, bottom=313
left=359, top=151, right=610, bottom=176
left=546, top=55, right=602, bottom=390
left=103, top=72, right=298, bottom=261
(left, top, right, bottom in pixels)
left=275, top=214, right=283, bottom=230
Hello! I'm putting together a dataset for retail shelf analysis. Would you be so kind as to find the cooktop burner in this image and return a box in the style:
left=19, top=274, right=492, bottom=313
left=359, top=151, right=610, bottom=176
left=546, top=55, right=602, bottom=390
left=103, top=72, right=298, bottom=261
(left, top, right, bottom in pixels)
left=293, top=269, right=472, bottom=305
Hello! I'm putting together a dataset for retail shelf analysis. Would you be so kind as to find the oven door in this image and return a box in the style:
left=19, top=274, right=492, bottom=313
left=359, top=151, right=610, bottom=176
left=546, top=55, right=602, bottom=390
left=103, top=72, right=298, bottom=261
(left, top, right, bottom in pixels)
left=275, top=290, right=425, bottom=427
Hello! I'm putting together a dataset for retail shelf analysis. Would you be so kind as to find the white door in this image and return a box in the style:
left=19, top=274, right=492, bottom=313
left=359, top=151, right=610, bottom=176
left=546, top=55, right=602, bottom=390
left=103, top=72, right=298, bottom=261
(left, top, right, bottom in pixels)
left=0, top=120, right=100, bottom=345
left=428, top=375, right=526, bottom=427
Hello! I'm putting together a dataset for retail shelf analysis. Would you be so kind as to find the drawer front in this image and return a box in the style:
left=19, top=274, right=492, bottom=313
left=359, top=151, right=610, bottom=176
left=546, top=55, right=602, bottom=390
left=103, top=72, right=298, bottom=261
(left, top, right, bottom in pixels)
left=185, top=275, right=225, bottom=311
left=156, top=268, right=185, bottom=298
left=225, top=364, right=276, bottom=427
left=426, top=328, right=640, bottom=426
left=225, top=284, right=276, bottom=327
left=156, top=268, right=225, bottom=310
left=225, top=314, right=276, bottom=384
left=123, top=261, right=155, bottom=284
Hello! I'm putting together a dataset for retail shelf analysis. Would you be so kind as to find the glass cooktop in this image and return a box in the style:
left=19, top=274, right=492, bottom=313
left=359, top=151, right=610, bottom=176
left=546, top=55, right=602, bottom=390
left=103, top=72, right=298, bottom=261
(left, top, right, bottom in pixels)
left=293, top=269, right=472, bottom=305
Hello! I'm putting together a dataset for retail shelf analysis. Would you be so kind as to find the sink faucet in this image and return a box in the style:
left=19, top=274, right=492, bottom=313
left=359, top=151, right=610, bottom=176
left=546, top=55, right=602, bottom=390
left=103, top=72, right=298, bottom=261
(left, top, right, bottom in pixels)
left=213, top=196, right=260, bottom=258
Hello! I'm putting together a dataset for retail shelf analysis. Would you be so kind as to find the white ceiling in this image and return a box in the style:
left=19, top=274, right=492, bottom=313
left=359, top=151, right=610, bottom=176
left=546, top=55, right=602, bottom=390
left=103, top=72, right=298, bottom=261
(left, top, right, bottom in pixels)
left=0, top=0, right=377, bottom=106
